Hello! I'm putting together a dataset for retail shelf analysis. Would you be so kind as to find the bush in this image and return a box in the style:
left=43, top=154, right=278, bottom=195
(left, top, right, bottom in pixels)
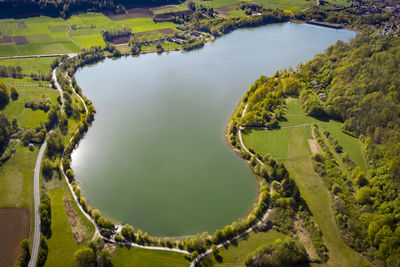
left=37, top=237, right=48, bottom=267
left=10, top=86, right=18, bottom=100
left=18, top=239, right=30, bottom=267
left=121, top=224, right=135, bottom=241
left=245, top=238, right=308, bottom=267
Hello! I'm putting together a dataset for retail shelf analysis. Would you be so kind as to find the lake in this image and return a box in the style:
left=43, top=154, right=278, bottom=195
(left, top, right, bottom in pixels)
left=72, top=22, right=355, bottom=236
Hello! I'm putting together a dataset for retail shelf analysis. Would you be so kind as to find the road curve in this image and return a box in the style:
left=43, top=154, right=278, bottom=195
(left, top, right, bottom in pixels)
left=29, top=139, right=47, bottom=267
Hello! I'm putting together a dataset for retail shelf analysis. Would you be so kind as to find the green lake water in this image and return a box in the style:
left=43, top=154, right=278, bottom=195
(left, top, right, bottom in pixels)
left=72, top=22, right=355, bottom=236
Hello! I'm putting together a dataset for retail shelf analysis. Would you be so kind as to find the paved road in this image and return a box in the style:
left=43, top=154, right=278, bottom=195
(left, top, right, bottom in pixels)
left=0, top=53, right=77, bottom=60
left=29, top=139, right=47, bottom=267
left=29, top=65, right=64, bottom=267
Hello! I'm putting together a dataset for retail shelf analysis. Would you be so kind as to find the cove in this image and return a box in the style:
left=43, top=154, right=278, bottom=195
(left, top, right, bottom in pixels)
left=72, top=22, right=355, bottom=236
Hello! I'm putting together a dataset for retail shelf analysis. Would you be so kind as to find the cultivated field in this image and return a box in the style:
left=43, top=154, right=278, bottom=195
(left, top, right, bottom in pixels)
left=0, top=208, right=30, bottom=267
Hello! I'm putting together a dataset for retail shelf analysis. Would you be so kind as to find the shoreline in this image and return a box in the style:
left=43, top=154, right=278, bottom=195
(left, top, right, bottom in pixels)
left=50, top=19, right=355, bottom=247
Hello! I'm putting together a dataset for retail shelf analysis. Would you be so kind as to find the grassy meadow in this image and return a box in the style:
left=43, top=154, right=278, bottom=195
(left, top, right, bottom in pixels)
left=0, top=57, right=55, bottom=75
left=3, top=84, right=58, bottom=128
left=44, top=186, right=95, bottom=267
left=242, top=98, right=367, bottom=266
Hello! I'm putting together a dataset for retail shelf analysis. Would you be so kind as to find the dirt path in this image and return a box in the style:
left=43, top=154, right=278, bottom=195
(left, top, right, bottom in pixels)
left=67, top=22, right=83, bottom=49
left=285, top=126, right=365, bottom=266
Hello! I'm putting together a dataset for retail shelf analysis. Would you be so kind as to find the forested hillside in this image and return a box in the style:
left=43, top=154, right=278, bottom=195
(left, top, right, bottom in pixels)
left=0, top=0, right=182, bottom=18
left=241, top=30, right=400, bottom=265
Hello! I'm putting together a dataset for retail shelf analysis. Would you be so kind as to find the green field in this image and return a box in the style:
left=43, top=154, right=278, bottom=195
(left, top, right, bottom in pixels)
left=0, top=11, right=178, bottom=56
left=45, top=187, right=88, bottom=267
left=153, top=4, right=190, bottom=15
left=67, top=12, right=176, bottom=47
left=199, top=230, right=286, bottom=266
left=0, top=16, right=81, bottom=56
left=255, top=0, right=315, bottom=11
left=112, top=246, right=190, bottom=267
left=285, top=126, right=365, bottom=266
left=2, top=84, right=59, bottom=128
left=243, top=128, right=288, bottom=161
left=0, top=57, right=56, bottom=75
left=193, top=0, right=243, bottom=9
left=242, top=98, right=367, bottom=266
left=280, top=98, right=366, bottom=170
left=0, top=145, right=37, bottom=208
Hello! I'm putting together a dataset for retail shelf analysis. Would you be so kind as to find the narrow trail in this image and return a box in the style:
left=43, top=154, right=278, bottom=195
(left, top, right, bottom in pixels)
left=6, top=83, right=51, bottom=88
left=191, top=103, right=273, bottom=266
left=67, top=22, right=83, bottom=49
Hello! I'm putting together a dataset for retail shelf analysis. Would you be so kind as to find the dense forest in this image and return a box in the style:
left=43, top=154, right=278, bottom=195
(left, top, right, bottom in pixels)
left=0, top=0, right=183, bottom=18
left=241, top=30, right=400, bottom=265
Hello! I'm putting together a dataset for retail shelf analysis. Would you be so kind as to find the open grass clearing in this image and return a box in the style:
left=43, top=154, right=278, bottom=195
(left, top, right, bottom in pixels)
left=71, top=33, right=106, bottom=48
left=255, top=0, right=316, bottom=11
left=282, top=98, right=366, bottom=170
left=3, top=84, right=59, bottom=128
left=0, top=144, right=37, bottom=208
left=242, top=128, right=288, bottom=161
left=45, top=187, right=83, bottom=267
left=199, top=230, right=286, bottom=266
left=121, top=17, right=177, bottom=33
left=152, top=4, right=190, bottom=15
left=193, top=0, right=243, bottom=9
left=242, top=97, right=367, bottom=265
left=285, top=126, right=365, bottom=266
left=112, top=246, right=190, bottom=267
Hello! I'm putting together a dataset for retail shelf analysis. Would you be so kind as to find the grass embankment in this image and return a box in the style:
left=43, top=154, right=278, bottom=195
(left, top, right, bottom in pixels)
left=112, top=246, right=190, bottom=267
left=199, top=230, right=286, bottom=266
left=243, top=98, right=366, bottom=266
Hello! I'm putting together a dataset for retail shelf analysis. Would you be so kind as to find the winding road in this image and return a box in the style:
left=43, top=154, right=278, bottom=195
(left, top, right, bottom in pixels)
left=29, top=66, right=64, bottom=267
